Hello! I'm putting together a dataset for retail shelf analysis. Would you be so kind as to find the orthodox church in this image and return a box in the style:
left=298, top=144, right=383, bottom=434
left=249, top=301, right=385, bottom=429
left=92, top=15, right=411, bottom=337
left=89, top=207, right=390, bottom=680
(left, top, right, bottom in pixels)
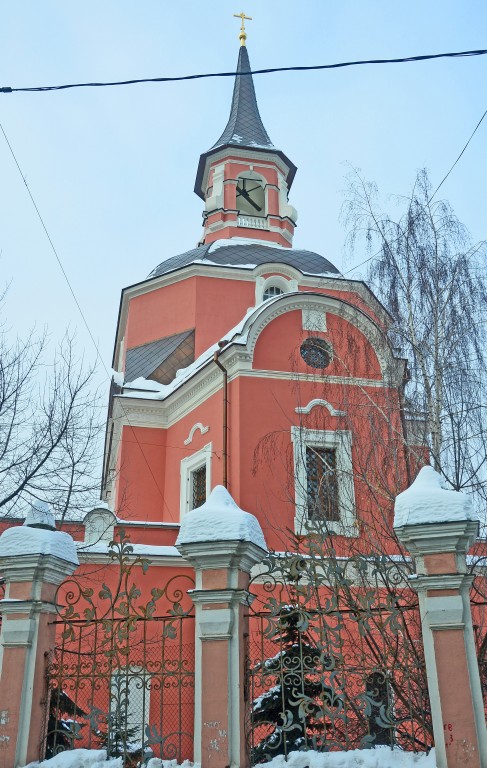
left=98, top=25, right=412, bottom=558
left=0, top=23, right=443, bottom=766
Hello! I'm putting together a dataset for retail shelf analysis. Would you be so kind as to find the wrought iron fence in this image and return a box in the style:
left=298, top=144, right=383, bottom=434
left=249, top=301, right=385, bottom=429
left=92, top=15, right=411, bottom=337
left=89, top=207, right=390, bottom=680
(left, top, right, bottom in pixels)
left=46, top=615, right=195, bottom=764
left=246, top=548, right=433, bottom=763
left=44, top=531, right=195, bottom=765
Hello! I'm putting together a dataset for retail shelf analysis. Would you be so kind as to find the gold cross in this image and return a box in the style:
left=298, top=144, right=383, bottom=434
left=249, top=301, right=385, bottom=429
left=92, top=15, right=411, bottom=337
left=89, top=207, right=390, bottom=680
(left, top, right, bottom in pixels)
left=233, top=11, right=252, bottom=46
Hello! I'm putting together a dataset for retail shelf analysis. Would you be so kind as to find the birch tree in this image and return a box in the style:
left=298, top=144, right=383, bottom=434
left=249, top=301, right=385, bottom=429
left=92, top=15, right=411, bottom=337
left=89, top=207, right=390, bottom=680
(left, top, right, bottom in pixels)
left=344, top=168, right=487, bottom=506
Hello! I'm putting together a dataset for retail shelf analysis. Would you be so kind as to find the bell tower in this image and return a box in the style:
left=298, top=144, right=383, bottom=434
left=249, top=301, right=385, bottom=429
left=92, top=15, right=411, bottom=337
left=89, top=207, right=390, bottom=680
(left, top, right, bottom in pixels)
left=194, top=17, right=298, bottom=248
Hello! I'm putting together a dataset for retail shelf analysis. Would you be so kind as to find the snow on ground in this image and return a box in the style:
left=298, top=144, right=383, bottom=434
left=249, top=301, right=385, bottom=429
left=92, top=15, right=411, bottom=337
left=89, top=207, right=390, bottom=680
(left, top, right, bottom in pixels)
left=22, top=749, right=121, bottom=768
left=22, top=749, right=436, bottom=768
left=265, top=748, right=437, bottom=768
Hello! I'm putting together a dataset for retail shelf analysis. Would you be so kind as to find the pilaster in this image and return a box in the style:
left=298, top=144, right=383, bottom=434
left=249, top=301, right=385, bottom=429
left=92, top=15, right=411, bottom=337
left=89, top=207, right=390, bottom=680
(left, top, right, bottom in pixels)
left=0, top=514, right=78, bottom=767
left=176, top=486, right=267, bottom=768
left=394, top=468, right=487, bottom=768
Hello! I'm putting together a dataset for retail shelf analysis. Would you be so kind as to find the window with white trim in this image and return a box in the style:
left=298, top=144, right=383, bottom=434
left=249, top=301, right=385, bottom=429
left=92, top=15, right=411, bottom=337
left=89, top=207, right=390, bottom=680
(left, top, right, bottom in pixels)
left=180, top=442, right=212, bottom=519
left=263, top=285, right=284, bottom=301
left=305, top=445, right=339, bottom=522
left=291, top=428, right=356, bottom=536
left=256, top=274, right=296, bottom=305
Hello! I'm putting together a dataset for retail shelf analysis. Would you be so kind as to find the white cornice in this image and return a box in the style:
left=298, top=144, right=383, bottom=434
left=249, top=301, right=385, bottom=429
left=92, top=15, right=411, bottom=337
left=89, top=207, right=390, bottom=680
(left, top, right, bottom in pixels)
left=114, top=272, right=389, bottom=365
left=206, top=151, right=290, bottom=178
left=253, top=262, right=303, bottom=281
left=111, top=366, right=391, bottom=436
left=113, top=292, right=402, bottom=432
left=242, top=293, right=401, bottom=383
left=76, top=550, right=188, bottom=567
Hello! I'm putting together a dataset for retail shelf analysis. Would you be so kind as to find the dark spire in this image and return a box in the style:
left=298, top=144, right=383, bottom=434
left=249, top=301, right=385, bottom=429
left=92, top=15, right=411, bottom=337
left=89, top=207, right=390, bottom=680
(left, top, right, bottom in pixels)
left=194, top=46, right=296, bottom=200
left=210, top=45, right=275, bottom=152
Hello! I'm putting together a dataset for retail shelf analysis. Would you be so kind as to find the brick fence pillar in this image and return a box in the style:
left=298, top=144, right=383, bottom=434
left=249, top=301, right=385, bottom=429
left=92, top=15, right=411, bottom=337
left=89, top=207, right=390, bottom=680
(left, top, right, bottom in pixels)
left=394, top=466, right=487, bottom=768
left=0, top=503, right=78, bottom=768
left=176, top=486, right=267, bottom=768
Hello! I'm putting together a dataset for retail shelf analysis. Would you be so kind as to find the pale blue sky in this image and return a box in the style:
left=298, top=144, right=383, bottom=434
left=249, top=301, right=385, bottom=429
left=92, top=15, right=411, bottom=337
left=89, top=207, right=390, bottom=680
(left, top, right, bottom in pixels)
left=1, top=1, right=486, bottom=382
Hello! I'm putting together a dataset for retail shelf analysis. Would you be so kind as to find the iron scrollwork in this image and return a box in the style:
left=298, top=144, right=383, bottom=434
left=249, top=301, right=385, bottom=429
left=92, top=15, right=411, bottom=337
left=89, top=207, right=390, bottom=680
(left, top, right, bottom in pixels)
left=246, top=547, right=432, bottom=763
left=45, top=530, right=195, bottom=764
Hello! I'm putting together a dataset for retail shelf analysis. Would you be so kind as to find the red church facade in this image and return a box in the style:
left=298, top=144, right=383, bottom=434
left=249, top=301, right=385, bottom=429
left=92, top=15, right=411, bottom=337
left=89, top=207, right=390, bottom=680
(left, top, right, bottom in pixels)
left=1, top=33, right=487, bottom=768
left=102, top=41, right=413, bottom=556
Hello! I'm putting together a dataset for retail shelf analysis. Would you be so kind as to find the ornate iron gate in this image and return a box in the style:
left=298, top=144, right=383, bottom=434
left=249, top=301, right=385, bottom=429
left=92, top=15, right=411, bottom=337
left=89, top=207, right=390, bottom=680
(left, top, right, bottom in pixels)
left=44, top=532, right=195, bottom=765
left=246, top=548, right=432, bottom=763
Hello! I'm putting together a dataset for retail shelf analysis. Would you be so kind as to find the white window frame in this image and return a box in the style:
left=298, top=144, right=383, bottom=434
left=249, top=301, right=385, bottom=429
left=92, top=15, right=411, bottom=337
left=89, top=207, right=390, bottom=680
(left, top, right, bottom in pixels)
left=255, top=274, right=298, bottom=305
left=291, top=427, right=357, bottom=536
left=180, top=442, right=212, bottom=520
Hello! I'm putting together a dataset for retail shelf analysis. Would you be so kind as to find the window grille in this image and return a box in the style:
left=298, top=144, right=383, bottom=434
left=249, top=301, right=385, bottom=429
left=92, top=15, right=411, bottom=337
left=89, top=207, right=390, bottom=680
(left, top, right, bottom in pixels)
left=263, top=285, right=284, bottom=301
left=306, top=446, right=339, bottom=522
left=300, top=337, right=332, bottom=369
left=191, top=465, right=207, bottom=510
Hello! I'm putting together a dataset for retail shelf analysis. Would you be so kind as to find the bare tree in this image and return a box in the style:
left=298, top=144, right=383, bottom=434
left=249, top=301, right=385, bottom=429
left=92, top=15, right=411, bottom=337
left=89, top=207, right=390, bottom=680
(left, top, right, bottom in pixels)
left=248, top=171, right=487, bottom=747
left=344, top=168, right=487, bottom=507
left=0, top=307, right=103, bottom=521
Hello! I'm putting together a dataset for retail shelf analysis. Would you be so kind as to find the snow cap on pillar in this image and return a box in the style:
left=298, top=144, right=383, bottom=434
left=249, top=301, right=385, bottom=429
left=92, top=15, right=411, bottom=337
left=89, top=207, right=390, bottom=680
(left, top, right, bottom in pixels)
left=176, top=485, right=267, bottom=551
left=24, top=499, right=55, bottom=530
left=0, top=502, right=78, bottom=565
left=394, top=465, right=477, bottom=528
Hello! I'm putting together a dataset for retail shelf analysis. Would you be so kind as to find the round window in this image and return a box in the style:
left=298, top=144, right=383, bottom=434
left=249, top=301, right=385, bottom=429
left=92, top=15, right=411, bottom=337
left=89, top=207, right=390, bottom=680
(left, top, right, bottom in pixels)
left=263, top=285, right=284, bottom=301
left=300, top=337, right=333, bottom=369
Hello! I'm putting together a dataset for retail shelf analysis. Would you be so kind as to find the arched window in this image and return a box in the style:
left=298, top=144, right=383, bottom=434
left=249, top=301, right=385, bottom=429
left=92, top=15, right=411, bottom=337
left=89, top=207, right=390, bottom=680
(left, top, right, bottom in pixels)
left=263, top=285, right=284, bottom=301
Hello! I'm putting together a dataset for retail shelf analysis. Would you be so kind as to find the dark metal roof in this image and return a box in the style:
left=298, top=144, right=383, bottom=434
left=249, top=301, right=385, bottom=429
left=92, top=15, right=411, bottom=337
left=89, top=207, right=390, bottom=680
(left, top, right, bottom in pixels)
left=211, top=45, right=274, bottom=152
left=148, top=242, right=341, bottom=280
left=194, top=46, right=297, bottom=199
left=125, top=330, right=193, bottom=382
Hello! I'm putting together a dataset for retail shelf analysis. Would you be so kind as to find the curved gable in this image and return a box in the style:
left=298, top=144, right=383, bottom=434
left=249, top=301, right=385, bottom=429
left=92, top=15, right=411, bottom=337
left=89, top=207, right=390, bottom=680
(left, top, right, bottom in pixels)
left=241, top=293, right=403, bottom=384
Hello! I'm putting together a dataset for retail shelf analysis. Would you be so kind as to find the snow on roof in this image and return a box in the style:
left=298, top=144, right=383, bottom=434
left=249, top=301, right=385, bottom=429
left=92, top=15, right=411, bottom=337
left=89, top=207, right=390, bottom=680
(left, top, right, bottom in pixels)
left=76, top=541, right=180, bottom=558
left=120, top=294, right=286, bottom=401
left=112, top=369, right=124, bottom=387
left=24, top=500, right=55, bottom=529
left=0, top=525, right=79, bottom=566
left=207, top=237, right=284, bottom=253
left=176, top=485, right=267, bottom=550
left=394, top=466, right=477, bottom=528
left=87, top=500, right=113, bottom=513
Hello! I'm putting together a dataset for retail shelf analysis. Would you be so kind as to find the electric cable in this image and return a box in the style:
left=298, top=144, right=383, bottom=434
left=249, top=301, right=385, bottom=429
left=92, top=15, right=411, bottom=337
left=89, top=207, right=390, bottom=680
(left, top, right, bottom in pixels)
left=1, top=48, right=486, bottom=94
left=0, top=121, right=172, bottom=517
left=342, top=105, right=487, bottom=277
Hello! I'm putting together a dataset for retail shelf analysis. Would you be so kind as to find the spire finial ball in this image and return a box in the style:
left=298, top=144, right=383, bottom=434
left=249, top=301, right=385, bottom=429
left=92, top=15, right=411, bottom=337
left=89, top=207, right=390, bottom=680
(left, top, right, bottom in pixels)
left=233, top=11, right=252, bottom=46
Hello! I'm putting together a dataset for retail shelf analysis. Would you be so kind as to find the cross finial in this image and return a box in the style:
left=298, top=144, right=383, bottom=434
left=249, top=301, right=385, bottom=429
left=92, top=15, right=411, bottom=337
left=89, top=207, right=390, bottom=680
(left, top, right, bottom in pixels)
left=233, top=11, right=252, bottom=46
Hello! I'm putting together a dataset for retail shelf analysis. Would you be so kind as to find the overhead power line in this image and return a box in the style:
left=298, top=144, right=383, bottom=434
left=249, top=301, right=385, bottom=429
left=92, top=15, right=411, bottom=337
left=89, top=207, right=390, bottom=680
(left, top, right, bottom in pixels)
left=342, top=105, right=487, bottom=277
left=0, top=121, right=172, bottom=516
left=1, top=48, right=486, bottom=94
